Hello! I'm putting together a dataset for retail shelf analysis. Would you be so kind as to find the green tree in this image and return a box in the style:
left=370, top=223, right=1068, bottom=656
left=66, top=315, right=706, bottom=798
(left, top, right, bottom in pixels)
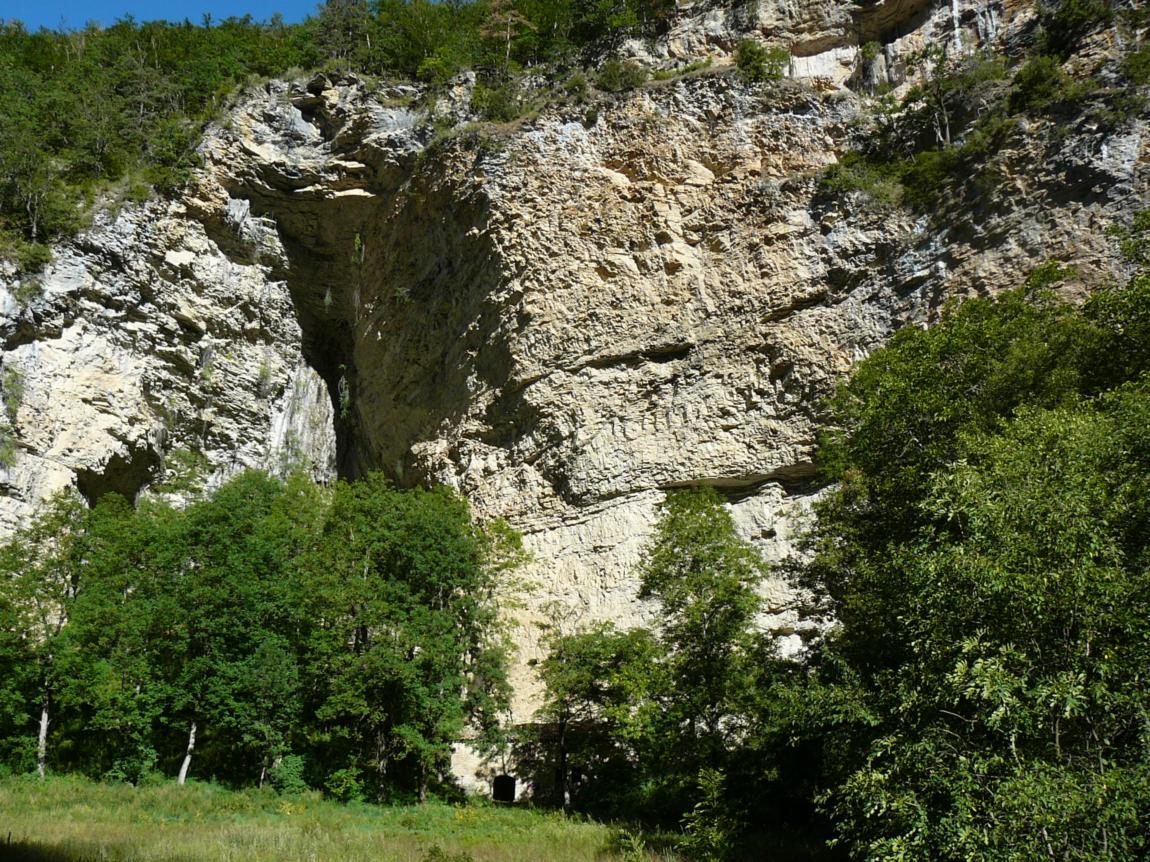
left=811, top=282, right=1103, bottom=675
left=529, top=621, right=663, bottom=812
left=145, top=471, right=309, bottom=785
left=827, top=389, right=1150, bottom=861
left=51, top=495, right=173, bottom=782
left=0, top=467, right=521, bottom=795
left=799, top=231, right=1150, bottom=859
left=317, top=0, right=371, bottom=64
left=0, top=578, right=37, bottom=771
left=0, top=491, right=88, bottom=777
left=534, top=486, right=768, bottom=828
left=482, top=0, right=538, bottom=75
left=637, top=487, right=764, bottom=776
left=302, top=475, right=514, bottom=801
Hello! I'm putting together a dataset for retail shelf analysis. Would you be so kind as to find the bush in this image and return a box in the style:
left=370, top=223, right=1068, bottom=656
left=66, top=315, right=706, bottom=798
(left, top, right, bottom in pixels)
left=324, top=766, right=364, bottom=802
left=1037, top=0, right=1114, bottom=58
left=2, top=368, right=24, bottom=427
left=269, top=754, right=310, bottom=795
left=104, top=746, right=159, bottom=786
left=898, top=146, right=967, bottom=209
left=1110, top=207, right=1150, bottom=267
left=1121, top=42, right=1150, bottom=86
left=15, top=242, right=51, bottom=274
left=563, top=71, right=590, bottom=102
left=651, top=57, right=713, bottom=81
left=596, top=59, right=648, bottom=93
left=1025, top=260, right=1077, bottom=290
left=818, top=151, right=903, bottom=209
left=470, top=81, right=524, bottom=122
left=679, top=768, right=741, bottom=862
left=1010, top=54, right=1079, bottom=112
left=417, top=50, right=462, bottom=86
left=735, top=39, right=788, bottom=83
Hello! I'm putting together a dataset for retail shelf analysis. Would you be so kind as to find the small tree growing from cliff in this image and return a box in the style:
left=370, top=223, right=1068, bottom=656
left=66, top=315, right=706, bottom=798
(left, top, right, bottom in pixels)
left=736, top=40, right=788, bottom=83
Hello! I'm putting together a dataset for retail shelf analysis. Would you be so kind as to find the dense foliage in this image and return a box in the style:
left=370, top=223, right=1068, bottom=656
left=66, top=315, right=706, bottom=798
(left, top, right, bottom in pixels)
left=0, top=16, right=318, bottom=267
left=796, top=222, right=1150, bottom=861
left=0, top=470, right=519, bottom=802
left=0, top=0, right=678, bottom=269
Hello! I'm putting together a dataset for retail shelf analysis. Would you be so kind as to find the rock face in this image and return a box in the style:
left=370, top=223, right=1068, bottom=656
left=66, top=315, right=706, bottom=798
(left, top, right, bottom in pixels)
left=0, top=193, right=336, bottom=526
left=0, top=0, right=1146, bottom=787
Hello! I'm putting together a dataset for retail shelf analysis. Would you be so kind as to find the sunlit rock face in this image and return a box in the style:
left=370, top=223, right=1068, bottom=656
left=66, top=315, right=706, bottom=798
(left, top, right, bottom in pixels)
left=0, top=0, right=1146, bottom=790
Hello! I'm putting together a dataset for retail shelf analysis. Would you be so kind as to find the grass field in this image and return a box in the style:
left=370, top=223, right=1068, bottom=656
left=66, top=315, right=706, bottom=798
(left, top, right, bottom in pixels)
left=0, top=775, right=662, bottom=862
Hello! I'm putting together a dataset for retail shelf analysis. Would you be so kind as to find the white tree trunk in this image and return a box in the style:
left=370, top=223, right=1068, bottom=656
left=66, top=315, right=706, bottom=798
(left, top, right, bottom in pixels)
left=177, top=721, right=197, bottom=785
left=36, top=702, right=49, bottom=779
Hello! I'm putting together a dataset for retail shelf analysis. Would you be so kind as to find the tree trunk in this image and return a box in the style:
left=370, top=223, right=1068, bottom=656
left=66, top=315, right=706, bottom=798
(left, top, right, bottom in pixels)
left=177, top=720, right=197, bottom=785
left=556, top=716, right=569, bottom=810
left=260, top=752, right=283, bottom=789
left=36, top=698, right=49, bottom=779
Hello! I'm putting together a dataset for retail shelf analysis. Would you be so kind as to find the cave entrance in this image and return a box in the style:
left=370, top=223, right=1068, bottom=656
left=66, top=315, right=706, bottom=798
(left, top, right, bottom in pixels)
left=74, top=444, right=162, bottom=507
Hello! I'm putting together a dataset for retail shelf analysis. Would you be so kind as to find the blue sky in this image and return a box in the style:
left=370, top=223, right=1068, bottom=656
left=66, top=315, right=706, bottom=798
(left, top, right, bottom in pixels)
left=1, top=0, right=317, bottom=30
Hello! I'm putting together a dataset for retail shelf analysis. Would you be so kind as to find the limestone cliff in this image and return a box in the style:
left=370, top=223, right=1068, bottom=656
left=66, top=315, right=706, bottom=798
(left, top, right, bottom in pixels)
left=0, top=0, right=1146, bottom=786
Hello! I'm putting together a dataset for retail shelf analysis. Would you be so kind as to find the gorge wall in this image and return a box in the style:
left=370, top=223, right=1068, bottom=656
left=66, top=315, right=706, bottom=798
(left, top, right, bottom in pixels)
left=0, top=0, right=1146, bottom=788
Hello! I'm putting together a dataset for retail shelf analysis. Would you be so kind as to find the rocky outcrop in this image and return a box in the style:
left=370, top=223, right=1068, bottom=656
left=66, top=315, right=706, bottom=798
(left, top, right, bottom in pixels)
left=636, top=0, right=1006, bottom=88
left=0, top=196, right=335, bottom=526
left=0, top=0, right=1146, bottom=787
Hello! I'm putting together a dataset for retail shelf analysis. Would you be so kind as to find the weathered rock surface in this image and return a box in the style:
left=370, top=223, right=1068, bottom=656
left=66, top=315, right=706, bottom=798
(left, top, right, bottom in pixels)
left=0, top=0, right=1146, bottom=788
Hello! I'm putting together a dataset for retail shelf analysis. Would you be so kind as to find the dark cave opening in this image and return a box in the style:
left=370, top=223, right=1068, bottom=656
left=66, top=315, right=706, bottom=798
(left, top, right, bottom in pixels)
left=75, top=445, right=163, bottom=508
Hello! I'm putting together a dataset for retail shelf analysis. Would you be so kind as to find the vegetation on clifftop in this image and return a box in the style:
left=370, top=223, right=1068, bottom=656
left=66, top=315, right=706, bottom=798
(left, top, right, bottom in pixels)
left=820, top=2, right=1149, bottom=217
left=0, top=0, right=679, bottom=269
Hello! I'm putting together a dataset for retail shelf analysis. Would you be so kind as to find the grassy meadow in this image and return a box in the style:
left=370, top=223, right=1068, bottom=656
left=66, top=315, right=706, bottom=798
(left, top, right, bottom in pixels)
left=0, top=776, right=659, bottom=862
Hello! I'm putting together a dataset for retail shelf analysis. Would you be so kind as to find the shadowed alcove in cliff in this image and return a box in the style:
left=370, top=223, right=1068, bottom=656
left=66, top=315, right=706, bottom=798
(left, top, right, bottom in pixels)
left=203, top=78, right=519, bottom=486
left=74, top=445, right=162, bottom=507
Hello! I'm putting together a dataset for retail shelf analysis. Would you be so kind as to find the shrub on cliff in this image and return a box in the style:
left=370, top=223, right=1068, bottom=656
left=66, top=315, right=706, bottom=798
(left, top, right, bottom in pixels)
left=1037, top=0, right=1114, bottom=58
left=596, top=58, right=648, bottom=92
left=735, top=39, right=788, bottom=83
